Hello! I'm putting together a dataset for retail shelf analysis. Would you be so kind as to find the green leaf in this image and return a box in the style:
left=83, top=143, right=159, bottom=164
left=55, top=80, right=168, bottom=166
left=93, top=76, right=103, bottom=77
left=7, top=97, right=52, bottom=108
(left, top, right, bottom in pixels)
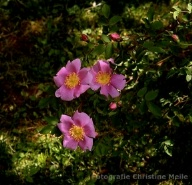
left=173, top=11, right=180, bottom=20
left=101, top=34, right=110, bottom=43
left=137, top=87, right=147, bottom=97
left=38, top=98, right=50, bottom=109
left=186, top=74, right=191, bottom=82
left=92, top=44, right=105, bottom=56
left=109, top=16, right=121, bottom=25
left=148, top=46, right=165, bottom=53
left=145, top=90, right=159, bottom=101
left=172, top=5, right=181, bottom=12
left=105, top=43, right=113, bottom=59
left=102, top=4, right=110, bottom=18
left=108, top=175, right=115, bottom=184
left=164, top=145, right=172, bottom=156
left=163, top=140, right=173, bottom=146
left=108, top=111, right=117, bottom=117
left=187, top=3, right=192, bottom=13
left=39, top=124, right=56, bottom=134
left=44, top=116, right=58, bottom=125
left=151, top=21, right=163, bottom=30
left=96, top=107, right=105, bottom=115
left=138, top=100, right=147, bottom=114
left=147, top=6, right=154, bottom=22
left=147, top=102, right=161, bottom=117
left=143, top=41, right=154, bottom=49
left=95, top=142, right=109, bottom=156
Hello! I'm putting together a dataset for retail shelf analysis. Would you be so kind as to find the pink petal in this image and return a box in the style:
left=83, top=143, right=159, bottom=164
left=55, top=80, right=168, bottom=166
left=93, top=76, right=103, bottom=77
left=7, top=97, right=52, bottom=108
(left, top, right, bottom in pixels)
left=72, top=111, right=91, bottom=127
left=107, top=58, right=115, bottom=64
left=63, top=135, right=78, bottom=150
left=105, top=85, right=120, bottom=98
left=56, top=85, right=75, bottom=101
left=56, top=67, right=68, bottom=76
left=57, top=115, right=74, bottom=134
left=83, top=119, right=96, bottom=138
left=79, top=135, right=93, bottom=151
left=100, top=85, right=110, bottom=97
left=100, top=85, right=120, bottom=98
left=110, top=74, right=126, bottom=90
left=74, top=85, right=90, bottom=98
left=90, top=83, right=100, bottom=91
left=66, top=59, right=81, bottom=73
left=92, top=61, right=100, bottom=73
left=53, top=67, right=69, bottom=87
left=78, top=68, right=92, bottom=84
left=98, top=60, right=112, bottom=73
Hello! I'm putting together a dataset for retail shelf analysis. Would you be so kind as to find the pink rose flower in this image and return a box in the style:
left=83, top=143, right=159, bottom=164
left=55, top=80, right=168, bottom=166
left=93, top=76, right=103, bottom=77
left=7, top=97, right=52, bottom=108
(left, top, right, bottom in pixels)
left=89, top=60, right=126, bottom=98
left=57, top=111, right=96, bottom=151
left=53, top=59, right=92, bottom=101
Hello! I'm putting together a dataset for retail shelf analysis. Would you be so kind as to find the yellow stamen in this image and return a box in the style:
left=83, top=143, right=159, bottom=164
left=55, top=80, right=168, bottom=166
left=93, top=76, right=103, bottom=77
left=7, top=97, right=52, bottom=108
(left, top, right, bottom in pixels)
left=69, top=125, right=85, bottom=141
left=95, top=71, right=111, bottom=85
left=64, top=72, right=80, bottom=89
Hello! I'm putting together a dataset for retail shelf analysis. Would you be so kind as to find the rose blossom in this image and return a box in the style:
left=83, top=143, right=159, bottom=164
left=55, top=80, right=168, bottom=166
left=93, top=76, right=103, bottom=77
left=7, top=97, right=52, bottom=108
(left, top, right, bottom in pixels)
left=53, top=59, right=92, bottom=101
left=57, top=111, right=96, bottom=151
left=89, top=60, right=126, bottom=98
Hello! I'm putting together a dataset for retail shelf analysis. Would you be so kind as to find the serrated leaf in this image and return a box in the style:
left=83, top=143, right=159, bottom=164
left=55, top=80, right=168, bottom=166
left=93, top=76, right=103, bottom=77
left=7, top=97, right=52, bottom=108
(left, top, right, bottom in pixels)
left=147, top=102, right=161, bottom=117
left=109, top=16, right=121, bottom=25
left=102, top=4, right=110, bottom=18
left=105, top=43, right=113, bottom=59
left=101, top=34, right=110, bottom=43
left=92, top=44, right=105, bottom=56
left=137, top=87, right=147, bottom=97
left=145, top=90, right=158, bottom=101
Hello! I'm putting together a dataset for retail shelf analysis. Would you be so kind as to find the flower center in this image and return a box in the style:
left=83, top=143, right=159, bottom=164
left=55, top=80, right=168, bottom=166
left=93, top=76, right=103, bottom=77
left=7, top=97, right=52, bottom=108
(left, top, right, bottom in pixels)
left=64, top=72, right=80, bottom=89
left=95, top=71, right=111, bottom=85
left=69, top=125, right=85, bottom=141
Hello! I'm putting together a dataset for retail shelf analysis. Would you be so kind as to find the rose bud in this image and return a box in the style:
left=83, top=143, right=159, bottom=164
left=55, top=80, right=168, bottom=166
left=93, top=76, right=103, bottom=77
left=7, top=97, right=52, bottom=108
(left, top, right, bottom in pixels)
left=110, top=33, right=121, bottom=42
left=81, top=34, right=89, bottom=42
left=109, top=102, right=117, bottom=110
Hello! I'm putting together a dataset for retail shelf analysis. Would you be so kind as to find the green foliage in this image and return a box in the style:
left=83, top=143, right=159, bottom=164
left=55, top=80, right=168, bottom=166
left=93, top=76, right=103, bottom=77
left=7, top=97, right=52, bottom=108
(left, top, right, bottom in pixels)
left=1, top=0, right=192, bottom=184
